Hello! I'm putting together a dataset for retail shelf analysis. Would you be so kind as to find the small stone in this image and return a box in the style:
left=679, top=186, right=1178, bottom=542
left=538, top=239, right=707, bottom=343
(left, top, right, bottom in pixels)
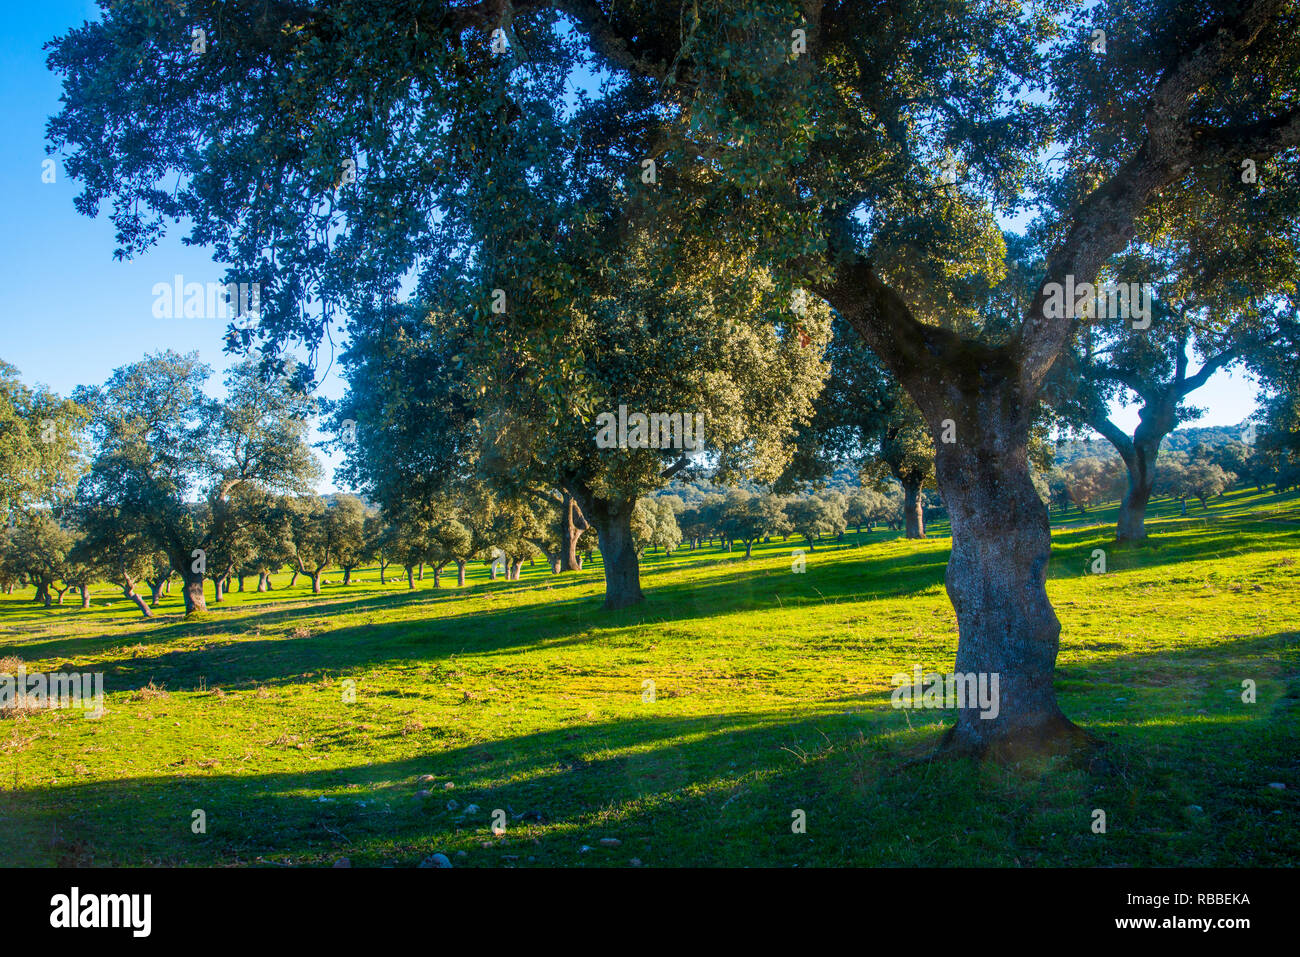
left=629, top=858, right=642, bottom=867
left=443, top=782, right=455, bottom=790
left=1113, top=697, right=1126, bottom=702
left=333, top=858, right=351, bottom=868
left=599, top=838, right=621, bottom=847
left=420, top=853, right=452, bottom=869
left=446, top=799, right=459, bottom=811
left=456, top=850, right=468, bottom=857
left=579, top=845, right=592, bottom=853
left=1268, top=782, right=1286, bottom=790
left=465, top=803, right=480, bottom=814
left=418, top=774, right=436, bottom=784
left=1186, top=805, right=1203, bottom=814
left=415, top=789, right=432, bottom=799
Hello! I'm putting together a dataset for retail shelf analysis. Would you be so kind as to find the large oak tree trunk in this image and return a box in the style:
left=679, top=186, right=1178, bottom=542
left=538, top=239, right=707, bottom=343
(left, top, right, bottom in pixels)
left=456, top=560, right=466, bottom=587
left=930, top=392, right=1091, bottom=760
left=589, top=499, right=643, bottom=610
left=181, top=572, right=207, bottom=614
left=1116, top=446, right=1158, bottom=542
left=169, top=551, right=208, bottom=614
left=1096, top=407, right=1173, bottom=543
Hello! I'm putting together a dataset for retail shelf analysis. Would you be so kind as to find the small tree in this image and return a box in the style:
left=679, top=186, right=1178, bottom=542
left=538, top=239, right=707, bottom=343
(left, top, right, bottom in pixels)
left=719, top=491, right=787, bottom=559
left=634, top=497, right=683, bottom=558
left=1063, top=457, right=1125, bottom=515
left=289, top=496, right=363, bottom=594
left=328, top=495, right=369, bottom=585
left=785, top=496, right=847, bottom=552
left=12, top=511, right=72, bottom=606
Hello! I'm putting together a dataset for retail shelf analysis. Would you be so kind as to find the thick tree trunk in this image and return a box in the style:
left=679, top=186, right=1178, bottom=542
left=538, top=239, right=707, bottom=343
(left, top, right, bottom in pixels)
left=289, top=569, right=299, bottom=587
left=432, top=564, right=441, bottom=588
left=1116, top=449, right=1157, bottom=541
left=510, top=559, right=522, bottom=580
left=406, top=565, right=415, bottom=589
left=80, top=585, right=90, bottom=609
left=311, top=571, right=323, bottom=595
left=343, top=566, right=353, bottom=585
left=213, top=577, right=225, bottom=602
left=929, top=393, right=1090, bottom=760
left=181, top=571, right=206, bottom=614
left=456, top=560, right=466, bottom=587
left=903, top=478, right=926, bottom=539
left=418, top=562, right=424, bottom=581
left=238, top=572, right=246, bottom=592
left=379, top=561, right=388, bottom=584
left=744, top=540, right=754, bottom=558
left=257, top=571, right=269, bottom=592
left=587, top=498, right=644, bottom=610
left=1097, top=416, right=1168, bottom=542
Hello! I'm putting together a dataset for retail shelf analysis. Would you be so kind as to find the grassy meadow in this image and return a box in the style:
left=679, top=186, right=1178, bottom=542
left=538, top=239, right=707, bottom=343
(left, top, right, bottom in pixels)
left=2, top=487, right=1298, bottom=867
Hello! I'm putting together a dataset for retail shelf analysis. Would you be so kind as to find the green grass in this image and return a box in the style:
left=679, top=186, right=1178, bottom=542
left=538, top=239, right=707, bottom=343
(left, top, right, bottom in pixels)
left=1, top=487, right=1297, bottom=867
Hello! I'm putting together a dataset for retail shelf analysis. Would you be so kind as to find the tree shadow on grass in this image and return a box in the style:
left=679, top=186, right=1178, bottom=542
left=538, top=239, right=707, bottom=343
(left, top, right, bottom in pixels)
left=3, top=654, right=1295, bottom=868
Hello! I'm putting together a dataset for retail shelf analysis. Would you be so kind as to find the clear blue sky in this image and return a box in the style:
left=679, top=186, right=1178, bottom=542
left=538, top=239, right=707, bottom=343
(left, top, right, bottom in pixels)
left=0, top=1, right=1258, bottom=493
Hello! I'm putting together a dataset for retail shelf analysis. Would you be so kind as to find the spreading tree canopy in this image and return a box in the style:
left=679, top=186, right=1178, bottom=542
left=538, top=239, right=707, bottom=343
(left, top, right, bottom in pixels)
left=46, top=0, right=1300, bottom=755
